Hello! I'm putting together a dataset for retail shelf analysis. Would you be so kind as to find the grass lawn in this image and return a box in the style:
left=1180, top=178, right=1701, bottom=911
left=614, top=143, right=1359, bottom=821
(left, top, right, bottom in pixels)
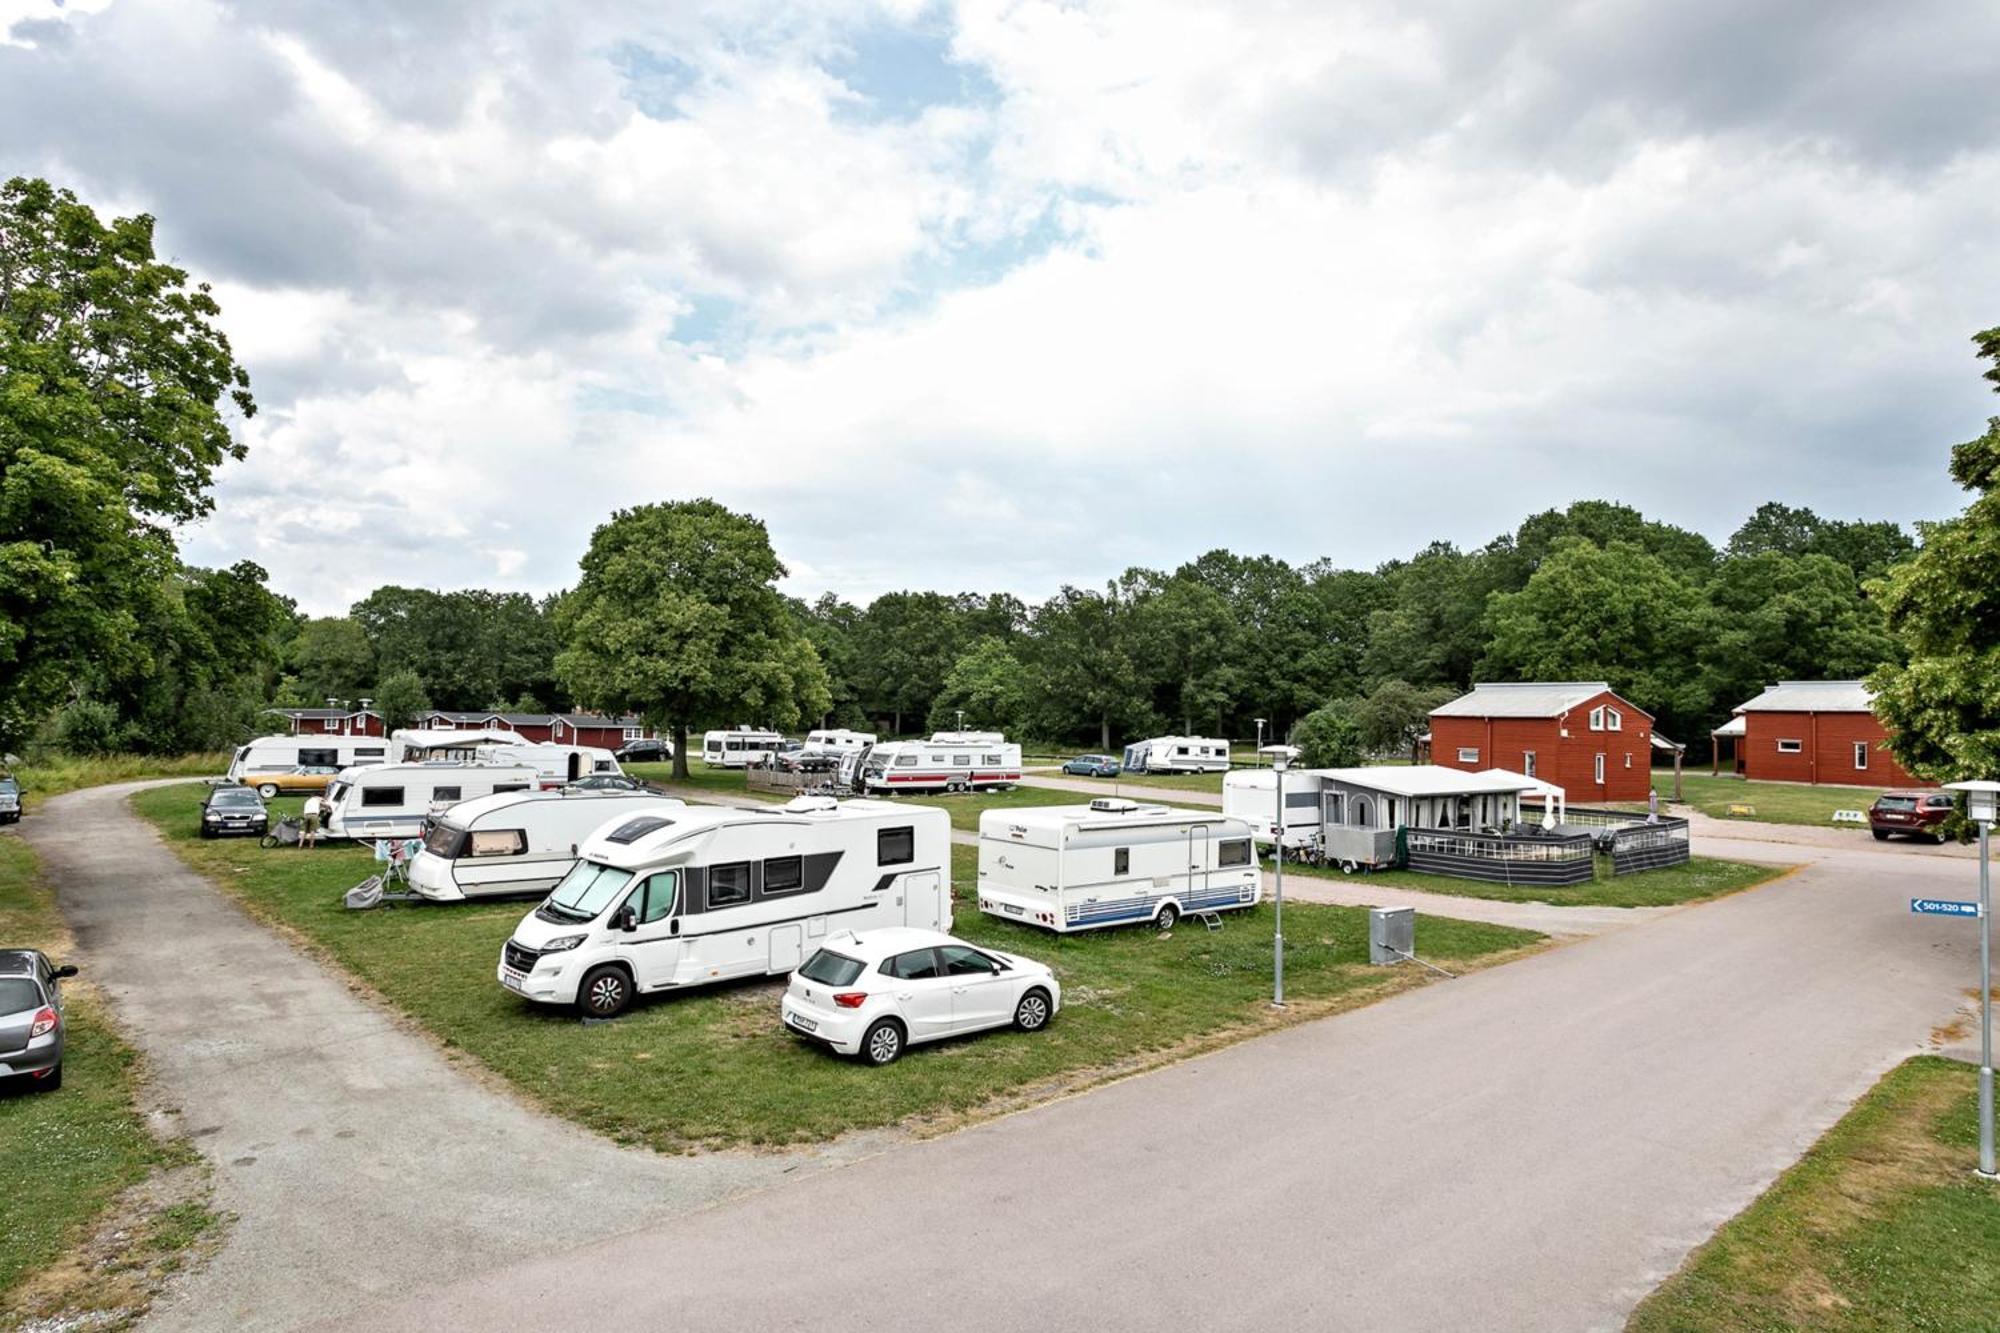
left=131, top=783, right=1542, bottom=1151
left=1656, top=773, right=1882, bottom=828
left=11, top=752, right=229, bottom=813
left=1629, top=1056, right=2000, bottom=1331
left=1273, top=852, right=1787, bottom=909
left=0, top=838, right=216, bottom=1320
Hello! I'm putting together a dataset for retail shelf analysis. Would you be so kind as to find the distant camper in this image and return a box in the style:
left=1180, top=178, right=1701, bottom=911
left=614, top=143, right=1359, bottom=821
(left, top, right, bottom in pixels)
left=801, top=729, right=877, bottom=760
left=861, top=736, right=1023, bottom=794
left=227, top=734, right=390, bottom=788
left=1122, top=736, right=1232, bottom=775
left=497, top=797, right=952, bottom=1017
left=702, top=727, right=787, bottom=769
left=391, top=729, right=622, bottom=787
left=407, top=790, right=687, bottom=903
left=977, top=799, right=1259, bottom=933
left=323, top=762, right=541, bottom=841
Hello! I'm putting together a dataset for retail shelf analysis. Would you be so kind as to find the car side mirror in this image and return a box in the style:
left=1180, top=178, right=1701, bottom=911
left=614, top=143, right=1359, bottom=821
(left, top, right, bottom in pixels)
left=616, top=906, right=637, bottom=933
left=55, top=965, right=78, bottom=978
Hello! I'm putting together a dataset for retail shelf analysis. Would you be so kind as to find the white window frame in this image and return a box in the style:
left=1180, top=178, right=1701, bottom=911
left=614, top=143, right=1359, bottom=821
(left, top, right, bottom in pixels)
left=1588, top=706, right=1605, bottom=731
left=1853, top=741, right=1869, bottom=770
left=1457, top=747, right=1480, bottom=764
left=1593, top=753, right=1606, bottom=784
left=1604, top=706, right=1622, bottom=732
left=1777, top=738, right=1803, bottom=754
left=1522, top=751, right=1537, bottom=777
left=1624, top=753, right=1632, bottom=768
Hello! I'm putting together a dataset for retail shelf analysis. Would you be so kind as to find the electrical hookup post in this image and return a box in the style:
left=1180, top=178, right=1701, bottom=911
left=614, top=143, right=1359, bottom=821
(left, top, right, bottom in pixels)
left=1940, top=782, right=1998, bottom=1181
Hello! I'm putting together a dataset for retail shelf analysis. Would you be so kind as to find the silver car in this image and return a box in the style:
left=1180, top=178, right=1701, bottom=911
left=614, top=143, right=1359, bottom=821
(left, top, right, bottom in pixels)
left=0, top=776, right=19, bottom=824
left=0, top=949, right=75, bottom=1092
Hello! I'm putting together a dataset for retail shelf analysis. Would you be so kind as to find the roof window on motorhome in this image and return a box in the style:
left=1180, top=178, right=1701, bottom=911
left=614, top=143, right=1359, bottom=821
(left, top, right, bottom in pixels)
left=361, top=787, right=404, bottom=807
left=878, top=827, right=915, bottom=865
left=605, top=815, right=675, bottom=844
left=708, top=863, right=752, bottom=907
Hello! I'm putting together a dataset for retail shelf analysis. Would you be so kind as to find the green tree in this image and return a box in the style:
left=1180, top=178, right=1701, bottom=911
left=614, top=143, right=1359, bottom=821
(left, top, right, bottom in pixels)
left=799, top=593, right=867, bottom=728
left=1290, top=699, right=1365, bottom=768
left=852, top=591, right=971, bottom=734
left=1870, top=327, right=2000, bottom=779
left=926, top=637, right=1030, bottom=736
left=371, top=669, right=430, bottom=732
left=286, top=617, right=377, bottom=704
left=553, top=500, right=830, bottom=778
left=1728, top=501, right=1915, bottom=581
left=1025, top=585, right=1149, bottom=750
left=1354, top=679, right=1456, bottom=758
left=0, top=177, right=254, bottom=745
left=1129, top=572, right=1239, bottom=734
left=1700, top=551, right=1899, bottom=721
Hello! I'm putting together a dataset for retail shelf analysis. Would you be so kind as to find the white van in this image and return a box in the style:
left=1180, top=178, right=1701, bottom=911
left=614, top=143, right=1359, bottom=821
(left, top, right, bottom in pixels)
left=323, top=762, right=541, bottom=841
left=860, top=738, right=1023, bottom=794
left=701, top=728, right=786, bottom=769
left=227, top=734, right=390, bottom=784
left=498, top=797, right=951, bottom=1017
left=407, top=791, right=687, bottom=902
left=1122, top=736, right=1233, bottom=775
left=977, top=798, right=1260, bottom=933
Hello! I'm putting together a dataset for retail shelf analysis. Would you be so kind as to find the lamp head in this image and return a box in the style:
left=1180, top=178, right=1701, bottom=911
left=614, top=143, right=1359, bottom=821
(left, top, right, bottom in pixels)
left=1258, top=744, right=1298, bottom=773
left=1946, top=780, right=2000, bottom=824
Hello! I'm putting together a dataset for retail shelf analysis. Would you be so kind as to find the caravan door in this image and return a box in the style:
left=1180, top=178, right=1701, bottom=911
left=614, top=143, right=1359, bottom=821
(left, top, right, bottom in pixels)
left=902, top=871, right=944, bottom=929
left=1185, top=826, right=1210, bottom=906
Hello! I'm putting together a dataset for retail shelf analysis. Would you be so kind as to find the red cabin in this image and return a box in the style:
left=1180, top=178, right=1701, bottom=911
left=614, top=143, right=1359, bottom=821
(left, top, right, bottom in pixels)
left=1726, top=681, right=1916, bottom=787
left=1429, top=682, right=1655, bottom=803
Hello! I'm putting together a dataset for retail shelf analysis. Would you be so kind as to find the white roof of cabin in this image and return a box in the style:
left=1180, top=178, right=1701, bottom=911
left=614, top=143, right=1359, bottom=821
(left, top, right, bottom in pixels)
left=1731, top=681, right=1875, bottom=714
left=1711, top=715, right=1748, bottom=737
left=1431, top=682, right=1622, bottom=719
left=1312, top=765, right=1539, bottom=798
left=981, top=802, right=1236, bottom=833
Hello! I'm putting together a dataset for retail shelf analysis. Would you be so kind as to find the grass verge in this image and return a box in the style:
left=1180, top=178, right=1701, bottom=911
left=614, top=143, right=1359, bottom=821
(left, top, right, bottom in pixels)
left=1273, top=853, right=1786, bottom=909
left=11, top=753, right=229, bottom=813
left=132, top=783, right=1542, bottom=1152
left=0, top=836, right=219, bottom=1326
left=1628, top=1056, right=2000, bottom=1331
left=1656, top=773, right=1882, bottom=828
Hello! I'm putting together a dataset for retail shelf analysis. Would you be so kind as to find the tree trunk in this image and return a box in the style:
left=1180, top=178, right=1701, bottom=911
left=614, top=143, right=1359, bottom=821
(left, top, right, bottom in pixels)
left=894, top=709, right=901, bottom=736
left=672, top=721, right=689, bottom=780
left=1100, top=715, right=1110, bottom=751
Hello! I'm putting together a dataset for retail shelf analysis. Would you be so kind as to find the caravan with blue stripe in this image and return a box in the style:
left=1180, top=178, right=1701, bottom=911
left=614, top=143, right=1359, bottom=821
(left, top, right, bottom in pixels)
left=976, top=799, right=1261, bottom=934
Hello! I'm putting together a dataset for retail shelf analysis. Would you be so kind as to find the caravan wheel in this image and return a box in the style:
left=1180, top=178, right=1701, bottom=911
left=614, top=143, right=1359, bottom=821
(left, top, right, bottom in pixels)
left=1155, top=903, right=1179, bottom=932
left=1340, top=860, right=1359, bottom=875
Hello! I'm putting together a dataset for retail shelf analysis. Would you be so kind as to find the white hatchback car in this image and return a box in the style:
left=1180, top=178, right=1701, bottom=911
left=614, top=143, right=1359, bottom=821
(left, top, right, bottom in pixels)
left=781, top=927, right=1060, bottom=1066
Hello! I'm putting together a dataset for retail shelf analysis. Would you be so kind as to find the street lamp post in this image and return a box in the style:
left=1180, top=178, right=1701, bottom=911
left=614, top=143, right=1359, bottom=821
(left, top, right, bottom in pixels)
left=1945, top=780, right=1999, bottom=1180
left=1255, top=719, right=1266, bottom=766
left=1261, top=745, right=1295, bottom=1007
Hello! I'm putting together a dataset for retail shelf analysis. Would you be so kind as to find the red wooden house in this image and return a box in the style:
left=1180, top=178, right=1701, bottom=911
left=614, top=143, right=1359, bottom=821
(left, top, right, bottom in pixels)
left=269, top=704, right=388, bottom=737
left=1725, top=681, right=1916, bottom=787
left=1429, top=682, right=1655, bottom=803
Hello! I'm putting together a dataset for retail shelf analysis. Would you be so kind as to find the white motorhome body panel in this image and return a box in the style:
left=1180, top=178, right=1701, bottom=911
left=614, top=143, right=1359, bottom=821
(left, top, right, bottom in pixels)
left=701, top=728, right=786, bottom=768
left=1123, top=736, right=1233, bottom=775
left=407, top=791, right=688, bottom=902
left=977, top=800, right=1260, bottom=933
left=498, top=798, right=951, bottom=1007
left=324, top=763, right=542, bottom=841
left=861, top=739, right=1023, bottom=793
left=1223, top=770, right=1326, bottom=850
left=227, top=734, right=391, bottom=781
left=389, top=730, right=621, bottom=785
left=802, top=729, right=876, bottom=757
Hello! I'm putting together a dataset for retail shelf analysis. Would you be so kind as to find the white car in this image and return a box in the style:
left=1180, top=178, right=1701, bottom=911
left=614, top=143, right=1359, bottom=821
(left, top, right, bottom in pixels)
left=781, top=927, right=1060, bottom=1066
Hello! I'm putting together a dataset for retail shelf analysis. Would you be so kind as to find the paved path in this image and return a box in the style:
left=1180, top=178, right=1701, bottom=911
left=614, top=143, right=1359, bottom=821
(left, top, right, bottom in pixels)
left=340, top=833, right=1984, bottom=1332
left=20, top=783, right=867, bottom=1333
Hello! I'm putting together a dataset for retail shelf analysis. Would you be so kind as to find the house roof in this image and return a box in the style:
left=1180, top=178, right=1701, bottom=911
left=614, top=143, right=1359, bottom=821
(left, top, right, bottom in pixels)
left=490, top=713, right=556, bottom=726
left=425, top=711, right=493, bottom=723
left=1732, top=681, right=1876, bottom=714
left=556, top=713, right=643, bottom=728
left=1432, top=682, right=1647, bottom=720
left=1711, top=715, right=1748, bottom=738
left=267, top=707, right=380, bottom=720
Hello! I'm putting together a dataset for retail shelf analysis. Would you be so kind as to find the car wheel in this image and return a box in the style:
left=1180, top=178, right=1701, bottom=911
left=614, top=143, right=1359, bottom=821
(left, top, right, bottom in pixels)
left=1936, top=831, right=1951, bottom=845
left=862, top=1018, right=905, bottom=1066
left=1155, top=902, right=1179, bottom=932
left=1871, top=829, right=1891, bottom=841
left=577, top=965, right=632, bottom=1019
left=32, top=1063, right=61, bottom=1093
left=1013, top=988, right=1053, bottom=1032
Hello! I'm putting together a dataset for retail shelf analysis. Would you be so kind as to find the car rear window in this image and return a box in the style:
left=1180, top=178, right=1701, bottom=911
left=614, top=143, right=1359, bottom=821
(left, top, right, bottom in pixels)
left=213, top=788, right=261, bottom=807
left=1877, top=796, right=1919, bottom=812
left=0, top=977, right=44, bottom=1014
left=799, top=949, right=864, bottom=986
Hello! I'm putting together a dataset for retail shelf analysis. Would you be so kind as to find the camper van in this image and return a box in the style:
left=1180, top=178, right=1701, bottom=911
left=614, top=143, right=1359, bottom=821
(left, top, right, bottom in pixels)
left=227, top=735, right=391, bottom=791
left=323, top=762, right=541, bottom=841
left=497, top=797, right=952, bottom=1017
left=1122, top=736, right=1233, bottom=775
left=702, top=728, right=787, bottom=769
left=390, top=729, right=622, bottom=787
left=977, top=799, right=1259, bottom=933
left=1223, top=769, right=1328, bottom=852
left=801, top=729, right=876, bottom=760
left=407, top=791, right=687, bottom=903
left=860, top=737, right=1023, bottom=794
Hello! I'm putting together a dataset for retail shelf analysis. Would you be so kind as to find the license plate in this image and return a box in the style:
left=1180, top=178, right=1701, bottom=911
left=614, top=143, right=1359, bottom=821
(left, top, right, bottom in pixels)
left=501, top=968, right=526, bottom=993
left=789, top=1013, right=817, bottom=1033
left=1002, top=903, right=1023, bottom=916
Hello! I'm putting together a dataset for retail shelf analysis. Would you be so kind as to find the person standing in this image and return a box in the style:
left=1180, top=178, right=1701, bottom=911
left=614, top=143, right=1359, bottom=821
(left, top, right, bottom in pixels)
left=300, top=791, right=323, bottom=848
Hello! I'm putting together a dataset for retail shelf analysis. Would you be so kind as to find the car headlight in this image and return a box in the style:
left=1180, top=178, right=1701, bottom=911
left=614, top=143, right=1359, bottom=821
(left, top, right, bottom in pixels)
left=539, top=934, right=587, bottom=953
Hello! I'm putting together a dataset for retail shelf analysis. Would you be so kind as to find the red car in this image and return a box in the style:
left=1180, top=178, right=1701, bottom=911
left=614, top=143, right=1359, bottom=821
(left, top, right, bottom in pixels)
left=1868, top=790, right=1954, bottom=843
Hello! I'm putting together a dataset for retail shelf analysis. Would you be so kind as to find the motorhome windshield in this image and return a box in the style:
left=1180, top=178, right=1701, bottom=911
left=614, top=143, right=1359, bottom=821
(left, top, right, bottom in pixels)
left=542, top=861, right=635, bottom=922
left=424, top=822, right=467, bottom=858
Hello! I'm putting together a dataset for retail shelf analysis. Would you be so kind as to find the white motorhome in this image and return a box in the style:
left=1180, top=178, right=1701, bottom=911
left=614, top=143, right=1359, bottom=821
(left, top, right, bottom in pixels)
left=323, top=762, right=541, bottom=841
left=977, top=799, right=1259, bottom=933
left=497, top=797, right=952, bottom=1016
left=390, top=729, right=621, bottom=787
left=1223, top=769, right=1328, bottom=852
left=701, top=728, right=786, bottom=768
left=801, top=728, right=876, bottom=759
left=407, top=791, right=687, bottom=903
left=1122, top=736, right=1233, bottom=775
left=226, top=734, right=391, bottom=784
left=860, top=737, right=1023, bottom=794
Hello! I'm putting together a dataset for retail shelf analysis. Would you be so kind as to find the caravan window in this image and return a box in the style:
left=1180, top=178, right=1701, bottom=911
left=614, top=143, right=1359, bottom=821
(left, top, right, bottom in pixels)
left=635, top=872, right=678, bottom=924
left=357, top=747, right=385, bottom=758
left=894, top=755, right=917, bottom=768
left=1176, top=746, right=1190, bottom=756
left=299, top=748, right=338, bottom=768
left=1114, top=848, right=1130, bottom=876
left=761, top=856, right=806, bottom=897
left=361, top=786, right=404, bottom=808
left=726, top=739, right=744, bottom=752
left=952, top=754, right=972, bottom=767
left=878, top=827, right=915, bottom=865
left=982, top=754, right=1003, bottom=766
left=469, top=829, right=526, bottom=857
left=423, top=823, right=466, bottom=858
left=1285, top=791, right=1317, bottom=810
left=1217, top=838, right=1252, bottom=868
left=494, top=783, right=531, bottom=794
left=707, top=862, right=752, bottom=907
left=433, top=786, right=462, bottom=803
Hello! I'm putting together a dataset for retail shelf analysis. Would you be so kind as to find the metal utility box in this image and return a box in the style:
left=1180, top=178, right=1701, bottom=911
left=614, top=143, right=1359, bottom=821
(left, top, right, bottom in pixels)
left=1369, top=906, right=1415, bottom=965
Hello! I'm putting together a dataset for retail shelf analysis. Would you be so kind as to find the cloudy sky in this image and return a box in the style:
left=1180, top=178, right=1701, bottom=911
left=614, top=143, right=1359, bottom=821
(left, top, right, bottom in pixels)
left=5, top=0, right=1998, bottom=615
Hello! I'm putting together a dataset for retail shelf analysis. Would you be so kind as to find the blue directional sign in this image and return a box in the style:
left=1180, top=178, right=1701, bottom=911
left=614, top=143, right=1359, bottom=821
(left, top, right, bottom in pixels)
left=1911, top=898, right=1983, bottom=918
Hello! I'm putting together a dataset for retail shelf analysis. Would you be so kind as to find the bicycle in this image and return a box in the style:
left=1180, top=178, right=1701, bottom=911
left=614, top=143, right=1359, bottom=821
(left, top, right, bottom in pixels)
left=259, top=816, right=304, bottom=849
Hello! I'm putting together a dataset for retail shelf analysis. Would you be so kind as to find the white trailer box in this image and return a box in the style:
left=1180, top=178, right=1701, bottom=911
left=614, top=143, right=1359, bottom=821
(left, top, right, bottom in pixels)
left=701, top=727, right=786, bottom=768
left=324, top=762, right=541, bottom=841
left=407, top=790, right=687, bottom=902
left=227, top=734, right=391, bottom=784
left=390, top=729, right=621, bottom=786
left=1222, top=769, right=1328, bottom=852
left=861, top=737, right=1022, bottom=794
left=976, top=798, right=1259, bottom=933
left=497, top=797, right=952, bottom=1013
left=1122, top=736, right=1232, bottom=775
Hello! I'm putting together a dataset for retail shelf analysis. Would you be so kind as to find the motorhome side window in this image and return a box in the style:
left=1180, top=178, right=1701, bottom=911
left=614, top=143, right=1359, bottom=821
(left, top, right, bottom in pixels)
left=361, top=786, right=404, bottom=807
left=707, top=863, right=752, bottom=907
left=878, top=826, right=915, bottom=866
left=357, top=747, right=385, bottom=758
left=1217, top=838, right=1252, bottom=867
left=433, top=786, right=462, bottom=803
left=952, top=754, right=972, bottom=766
left=1114, top=847, right=1130, bottom=876
left=299, top=748, right=339, bottom=767
left=493, top=784, right=530, bottom=794
left=762, top=856, right=806, bottom=896
left=469, top=829, right=526, bottom=857
left=894, top=755, right=917, bottom=767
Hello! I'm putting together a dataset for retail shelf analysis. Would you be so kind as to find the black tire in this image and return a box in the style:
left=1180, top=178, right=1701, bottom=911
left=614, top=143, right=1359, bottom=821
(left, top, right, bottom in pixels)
left=258, top=832, right=279, bottom=848
left=861, top=1018, right=905, bottom=1066
left=199, top=827, right=214, bottom=840
left=577, top=965, right=633, bottom=1019
left=33, top=1063, right=61, bottom=1093
left=256, top=783, right=280, bottom=799
left=1155, top=902, right=1179, bottom=932
left=1013, top=988, right=1053, bottom=1032
left=1871, top=829, right=1891, bottom=841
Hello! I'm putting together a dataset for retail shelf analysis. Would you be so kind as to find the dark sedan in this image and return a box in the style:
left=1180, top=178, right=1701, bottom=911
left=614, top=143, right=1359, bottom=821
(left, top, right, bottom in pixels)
left=614, top=739, right=672, bottom=763
left=1062, top=754, right=1122, bottom=777
left=200, top=784, right=269, bottom=838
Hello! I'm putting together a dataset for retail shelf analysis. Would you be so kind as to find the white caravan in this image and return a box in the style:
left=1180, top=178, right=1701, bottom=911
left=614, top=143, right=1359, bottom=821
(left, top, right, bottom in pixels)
left=702, top=728, right=786, bottom=768
left=801, top=728, right=876, bottom=760
left=860, top=737, right=1023, bottom=794
left=1223, top=769, right=1328, bottom=852
left=407, top=790, right=687, bottom=903
left=391, top=729, right=621, bottom=787
left=497, top=797, right=952, bottom=1016
left=323, top=762, right=541, bottom=841
left=1122, top=736, right=1233, bottom=775
left=977, top=799, right=1259, bottom=933
left=226, top=734, right=391, bottom=784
